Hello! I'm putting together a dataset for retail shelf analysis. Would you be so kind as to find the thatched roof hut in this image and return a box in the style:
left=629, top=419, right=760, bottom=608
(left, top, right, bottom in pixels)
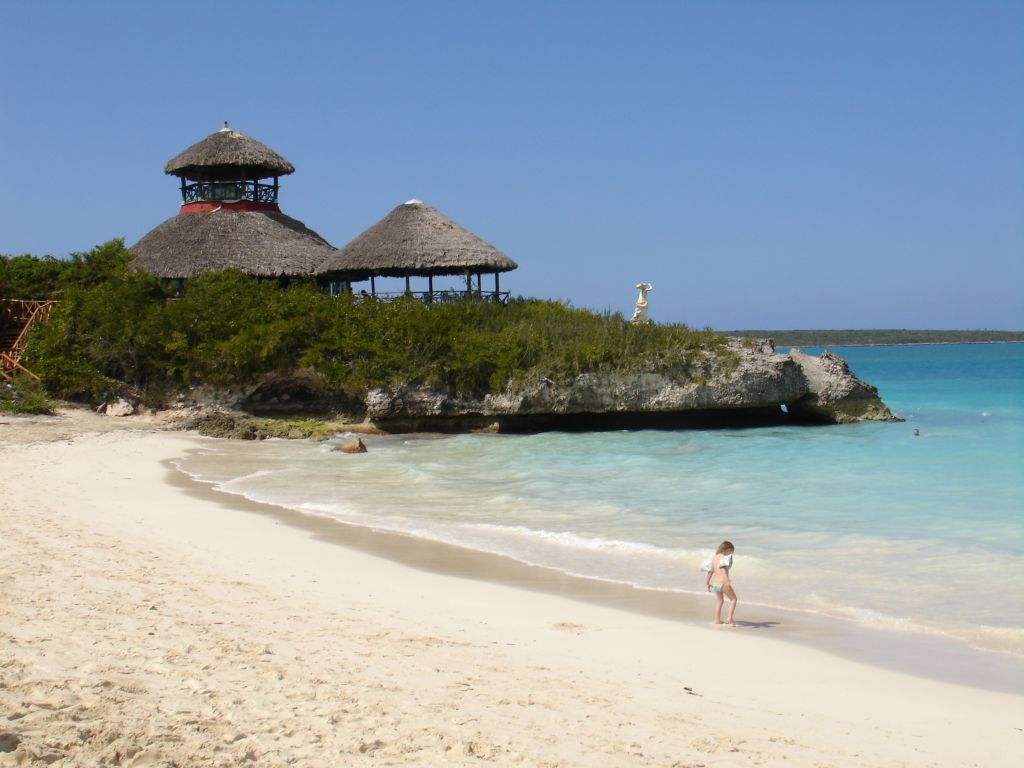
left=324, top=200, right=517, bottom=279
left=131, top=128, right=518, bottom=296
left=164, top=123, right=295, bottom=181
left=131, top=211, right=337, bottom=279
left=131, top=124, right=337, bottom=282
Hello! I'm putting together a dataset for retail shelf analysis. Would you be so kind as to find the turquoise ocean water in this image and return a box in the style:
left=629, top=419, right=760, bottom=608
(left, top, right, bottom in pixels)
left=176, top=343, right=1024, bottom=656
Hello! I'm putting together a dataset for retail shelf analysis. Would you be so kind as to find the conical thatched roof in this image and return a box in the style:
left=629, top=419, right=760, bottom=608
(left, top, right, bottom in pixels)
left=130, top=211, right=336, bottom=279
left=324, top=200, right=517, bottom=278
left=165, top=124, right=295, bottom=181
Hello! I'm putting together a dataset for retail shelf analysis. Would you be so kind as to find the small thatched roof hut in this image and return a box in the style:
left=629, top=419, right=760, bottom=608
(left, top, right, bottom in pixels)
left=324, top=200, right=517, bottom=278
left=131, top=124, right=337, bottom=282
left=165, top=123, right=295, bottom=181
left=322, top=200, right=517, bottom=301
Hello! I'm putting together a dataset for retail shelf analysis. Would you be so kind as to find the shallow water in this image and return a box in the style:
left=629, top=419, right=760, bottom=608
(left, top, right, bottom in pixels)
left=175, top=343, right=1024, bottom=656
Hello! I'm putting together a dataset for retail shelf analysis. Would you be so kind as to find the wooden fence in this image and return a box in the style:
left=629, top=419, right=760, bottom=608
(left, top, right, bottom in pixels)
left=1, top=300, right=56, bottom=381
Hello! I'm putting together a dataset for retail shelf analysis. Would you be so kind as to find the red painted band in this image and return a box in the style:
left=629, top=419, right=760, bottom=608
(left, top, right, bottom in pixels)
left=178, top=201, right=281, bottom=214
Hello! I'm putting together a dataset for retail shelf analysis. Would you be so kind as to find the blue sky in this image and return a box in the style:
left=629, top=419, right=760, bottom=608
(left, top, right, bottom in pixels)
left=2, top=1, right=1021, bottom=329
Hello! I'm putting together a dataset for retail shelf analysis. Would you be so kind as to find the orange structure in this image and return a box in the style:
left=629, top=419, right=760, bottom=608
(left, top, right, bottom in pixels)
left=0, top=299, right=55, bottom=380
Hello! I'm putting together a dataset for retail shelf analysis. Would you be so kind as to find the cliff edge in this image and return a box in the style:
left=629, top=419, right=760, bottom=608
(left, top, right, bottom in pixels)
left=787, top=348, right=897, bottom=424
left=174, top=340, right=897, bottom=434
left=359, top=340, right=898, bottom=432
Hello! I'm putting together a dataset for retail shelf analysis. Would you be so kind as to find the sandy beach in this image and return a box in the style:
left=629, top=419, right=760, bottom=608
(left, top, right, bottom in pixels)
left=1, top=409, right=1021, bottom=766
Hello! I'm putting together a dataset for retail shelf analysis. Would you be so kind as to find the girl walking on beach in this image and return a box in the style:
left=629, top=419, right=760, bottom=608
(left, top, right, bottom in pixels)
left=705, top=541, right=737, bottom=625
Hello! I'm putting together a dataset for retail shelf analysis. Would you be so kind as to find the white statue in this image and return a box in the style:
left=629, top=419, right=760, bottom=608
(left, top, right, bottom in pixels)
left=630, top=282, right=653, bottom=323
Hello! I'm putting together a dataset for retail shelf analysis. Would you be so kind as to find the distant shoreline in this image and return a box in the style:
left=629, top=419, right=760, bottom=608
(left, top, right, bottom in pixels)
left=724, top=330, right=1024, bottom=347
left=786, top=340, right=1023, bottom=348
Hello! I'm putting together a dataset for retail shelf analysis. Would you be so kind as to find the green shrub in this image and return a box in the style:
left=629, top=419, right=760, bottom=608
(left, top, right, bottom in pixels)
left=12, top=240, right=731, bottom=405
left=1, top=238, right=137, bottom=299
left=0, top=375, right=55, bottom=415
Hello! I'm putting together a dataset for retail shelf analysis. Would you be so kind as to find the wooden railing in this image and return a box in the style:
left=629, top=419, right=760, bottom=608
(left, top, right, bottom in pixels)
left=1, top=299, right=56, bottom=381
left=0, top=351, right=38, bottom=381
left=181, top=180, right=278, bottom=204
left=358, top=290, right=511, bottom=305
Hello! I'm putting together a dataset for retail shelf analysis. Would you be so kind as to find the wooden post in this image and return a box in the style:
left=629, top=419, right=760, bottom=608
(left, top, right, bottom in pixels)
left=428, top=275, right=434, bottom=304
left=476, top=272, right=483, bottom=298
left=370, top=276, right=376, bottom=296
left=494, top=272, right=500, bottom=301
left=465, top=270, right=471, bottom=297
left=405, top=275, right=411, bottom=294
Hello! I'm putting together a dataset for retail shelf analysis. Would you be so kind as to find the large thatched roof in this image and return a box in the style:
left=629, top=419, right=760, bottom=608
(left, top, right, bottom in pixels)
left=165, top=124, right=295, bottom=181
left=130, top=211, right=336, bottom=279
left=324, top=200, right=517, bottom=278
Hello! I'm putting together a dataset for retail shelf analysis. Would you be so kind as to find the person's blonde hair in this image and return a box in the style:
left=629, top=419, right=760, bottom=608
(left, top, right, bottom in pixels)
left=715, top=540, right=734, bottom=555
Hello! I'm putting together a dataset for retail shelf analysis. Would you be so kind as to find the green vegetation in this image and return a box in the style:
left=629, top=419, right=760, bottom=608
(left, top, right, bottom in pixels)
left=3, top=240, right=727, bottom=407
left=0, top=375, right=56, bottom=415
left=0, top=240, right=135, bottom=299
left=726, top=329, right=1024, bottom=347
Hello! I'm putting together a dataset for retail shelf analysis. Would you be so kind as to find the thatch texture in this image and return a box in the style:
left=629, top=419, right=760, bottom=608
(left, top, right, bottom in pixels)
left=130, top=211, right=337, bottom=278
left=165, top=126, right=295, bottom=181
left=324, top=200, right=517, bottom=278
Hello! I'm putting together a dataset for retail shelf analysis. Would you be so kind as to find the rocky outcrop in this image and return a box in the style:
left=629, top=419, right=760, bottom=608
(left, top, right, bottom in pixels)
left=363, top=340, right=899, bottom=432
left=332, top=437, right=368, bottom=454
left=180, top=370, right=365, bottom=417
left=97, top=397, right=135, bottom=417
left=177, top=410, right=345, bottom=441
left=174, top=340, right=897, bottom=434
left=179, top=411, right=267, bottom=440
left=788, top=349, right=898, bottom=424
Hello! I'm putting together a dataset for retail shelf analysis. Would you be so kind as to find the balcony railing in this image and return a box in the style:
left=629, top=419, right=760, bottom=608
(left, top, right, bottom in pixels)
left=181, top=180, right=278, bottom=204
left=353, top=290, right=511, bottom=305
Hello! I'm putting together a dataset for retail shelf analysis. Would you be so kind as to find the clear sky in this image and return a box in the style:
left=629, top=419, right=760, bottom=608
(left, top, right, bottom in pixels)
left=2, top=0, right=1021, bottom=329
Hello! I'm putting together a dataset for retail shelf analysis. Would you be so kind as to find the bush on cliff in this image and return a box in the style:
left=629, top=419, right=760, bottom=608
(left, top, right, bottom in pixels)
left=11, top=240, right=728, bottom=405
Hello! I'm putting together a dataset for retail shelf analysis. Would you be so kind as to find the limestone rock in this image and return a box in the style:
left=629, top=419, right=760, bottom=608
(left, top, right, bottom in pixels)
left=788, top=349, right=900, bottom=423
left=182, top=410, right=263, bottom=440
left=362, top=340, right=897, bottom=431
left=172, top=339, right=897, bottom=434
left=332, top=437, right=368, bottom=454
left=183, top=370, right=365, bottom=418
left=99, top=398, right=135, bottom=417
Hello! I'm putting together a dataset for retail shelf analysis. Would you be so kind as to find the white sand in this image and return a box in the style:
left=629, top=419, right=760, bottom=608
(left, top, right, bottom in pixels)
left=1, top=409, right=1021, bottom=766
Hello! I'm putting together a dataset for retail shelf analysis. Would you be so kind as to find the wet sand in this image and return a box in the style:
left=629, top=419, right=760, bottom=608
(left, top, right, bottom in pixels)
left=168, top=454, right=1024, bottom=695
